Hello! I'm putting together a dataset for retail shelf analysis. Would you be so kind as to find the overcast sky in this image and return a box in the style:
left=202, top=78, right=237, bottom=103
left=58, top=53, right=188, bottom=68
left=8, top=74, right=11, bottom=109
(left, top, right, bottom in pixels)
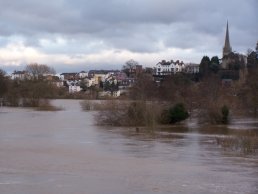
left=0, top=0, right=257, bottom=73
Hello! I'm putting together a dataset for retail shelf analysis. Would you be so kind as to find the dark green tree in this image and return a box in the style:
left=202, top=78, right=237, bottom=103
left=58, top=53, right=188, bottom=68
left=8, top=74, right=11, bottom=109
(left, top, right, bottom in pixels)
left=211, top=56, right=220, bottom=65
left=210, top=56, right=220, bottom=73
left=0, top=69, right=8, bottom=98
left=199, top=56, right=211, bottom=77
left=160, top=103, right=189, bottom=124
left=247, top=51, right=258, bottom=68
left=221, top=105, right=229, bottom=124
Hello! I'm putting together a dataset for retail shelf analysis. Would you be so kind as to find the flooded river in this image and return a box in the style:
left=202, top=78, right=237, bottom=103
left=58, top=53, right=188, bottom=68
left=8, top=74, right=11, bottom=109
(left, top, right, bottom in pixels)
left=0, top=100, right=258, bottom=194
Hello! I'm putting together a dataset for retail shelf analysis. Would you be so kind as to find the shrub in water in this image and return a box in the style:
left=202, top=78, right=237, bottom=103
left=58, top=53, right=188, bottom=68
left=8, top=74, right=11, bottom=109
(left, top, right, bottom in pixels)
left=161, top=103, right=189, bottom=124
left=221, top=105, right=229, bottom=124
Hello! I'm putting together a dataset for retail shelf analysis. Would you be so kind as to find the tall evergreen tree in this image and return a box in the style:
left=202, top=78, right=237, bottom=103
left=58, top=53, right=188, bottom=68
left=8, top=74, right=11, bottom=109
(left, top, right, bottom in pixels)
left=210, top=56, right=220, bottom=73
left=199, top=56, right=211, bottom=77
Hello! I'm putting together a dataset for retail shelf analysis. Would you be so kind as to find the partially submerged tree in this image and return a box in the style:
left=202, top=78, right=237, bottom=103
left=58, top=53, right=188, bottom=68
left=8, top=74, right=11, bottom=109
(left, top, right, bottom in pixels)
left=129, top=73, right=156, bottom=100
left=239, top=67, right=258, bottom=116
left=160, top=103, right=189, bottom=124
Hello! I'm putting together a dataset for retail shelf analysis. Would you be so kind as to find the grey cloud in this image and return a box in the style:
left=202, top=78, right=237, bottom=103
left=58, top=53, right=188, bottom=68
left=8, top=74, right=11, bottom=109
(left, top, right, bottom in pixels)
left=0, top=0, right=257, bottom=65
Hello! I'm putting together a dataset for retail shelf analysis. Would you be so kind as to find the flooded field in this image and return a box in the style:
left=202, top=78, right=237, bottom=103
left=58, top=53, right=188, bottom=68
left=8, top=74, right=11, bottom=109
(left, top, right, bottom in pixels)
left=0, top=100, right=258, bottom=194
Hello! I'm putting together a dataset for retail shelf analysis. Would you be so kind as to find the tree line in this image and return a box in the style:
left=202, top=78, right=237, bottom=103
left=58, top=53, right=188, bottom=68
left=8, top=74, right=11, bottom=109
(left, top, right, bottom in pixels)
left=1, top=49, right=258, bottom=125
left=127, top=51, right=258, bottom=124
left=0, top=63, right=59, bottom=107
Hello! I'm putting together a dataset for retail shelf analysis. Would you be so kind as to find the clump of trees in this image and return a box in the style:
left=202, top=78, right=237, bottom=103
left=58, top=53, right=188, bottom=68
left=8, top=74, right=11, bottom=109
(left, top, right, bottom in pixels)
left=1, top=63, right=60, bottom=109
left=94, top=101, right=163, bottom=127
left=94, top=49, right=258, bottom=126
left=0, top=69, right=9, bottom=99
left=25, top=63, right=56, bottom=80
left=122, top=59, right=140, bottom=78
left=90, top=100, right=190, bottom=127
left=199, top=56, right=220, bottom=77
left=221, top=105, right=229, bottom=124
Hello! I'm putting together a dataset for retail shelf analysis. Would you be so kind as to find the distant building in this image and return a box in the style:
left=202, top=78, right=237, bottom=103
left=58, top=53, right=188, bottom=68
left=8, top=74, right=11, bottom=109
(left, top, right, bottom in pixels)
left=11, top=71, right=29, bottom=80
left=223, top=22, right=232, bottom=57
left=84, top=77, right=96, bottom=87
left=219, top=21, right=247, bottom=82
left=184, top=63, right=199, bottom=74
left=114, top=72, right=128, bottom=83
left=153, top=60, right=185, bottom=76
left=69, top=85, right=81, bottom=93
left=221, top=21, right=233, bottom=69
left=130, top=65, right=143, bottom=77
left=60, top=73, right=78, bottom=81
left=112, top=90, right=121, bottom=98
left=79, top=71, right=88, bottom=78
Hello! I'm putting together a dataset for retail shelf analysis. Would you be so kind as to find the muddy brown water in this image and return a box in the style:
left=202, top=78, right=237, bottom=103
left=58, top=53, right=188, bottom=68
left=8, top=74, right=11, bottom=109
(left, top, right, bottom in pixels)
left=0, top=100, right=258, bottom=194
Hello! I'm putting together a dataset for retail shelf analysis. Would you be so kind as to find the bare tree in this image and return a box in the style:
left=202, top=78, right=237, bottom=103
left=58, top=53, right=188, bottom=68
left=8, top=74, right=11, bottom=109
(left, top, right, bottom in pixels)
left=129, top=73, right=156, bottom=100
left=122, top=59, right=139, bottom=77
left=25, top=63, right=56, bottom=79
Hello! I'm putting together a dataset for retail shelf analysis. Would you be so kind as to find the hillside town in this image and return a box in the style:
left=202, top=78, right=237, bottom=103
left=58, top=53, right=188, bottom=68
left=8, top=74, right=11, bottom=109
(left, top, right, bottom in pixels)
left=1, top=1, right=258, bottom=193
left=7, top=36, right=258, bottom=100
left=1, top=22, right=258, bottom=101
left=9, top=60, right=201, bottom=97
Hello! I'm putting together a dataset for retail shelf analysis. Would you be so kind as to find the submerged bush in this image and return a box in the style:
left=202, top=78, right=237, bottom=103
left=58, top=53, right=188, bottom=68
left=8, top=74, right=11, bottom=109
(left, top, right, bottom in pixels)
left=221, top=105, right=229, bottom=124
left=127, top=102, right=145, bottom=126
left=34, top=99, right=62, bottom=111
left=216, top=131, right=258, bottom=154
left=201, top=103, right=230, bottom=125
left=160, top=103, right=189, bottom=124
left=91, top=100, right=162, bottom=127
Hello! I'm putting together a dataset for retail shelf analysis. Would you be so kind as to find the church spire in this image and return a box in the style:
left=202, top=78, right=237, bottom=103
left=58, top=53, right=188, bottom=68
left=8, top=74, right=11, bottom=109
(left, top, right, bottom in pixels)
left=223, top=21, right=232, bottom=57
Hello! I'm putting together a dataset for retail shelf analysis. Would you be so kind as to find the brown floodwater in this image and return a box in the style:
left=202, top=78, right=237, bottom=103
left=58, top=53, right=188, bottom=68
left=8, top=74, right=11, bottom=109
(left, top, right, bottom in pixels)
left=0, top=100, right=258, bottom=194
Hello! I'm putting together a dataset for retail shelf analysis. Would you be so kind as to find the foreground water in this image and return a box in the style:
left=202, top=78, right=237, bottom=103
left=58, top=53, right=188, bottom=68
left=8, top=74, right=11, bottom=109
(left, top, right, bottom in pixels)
left=0, top=100, right=258, bottom=194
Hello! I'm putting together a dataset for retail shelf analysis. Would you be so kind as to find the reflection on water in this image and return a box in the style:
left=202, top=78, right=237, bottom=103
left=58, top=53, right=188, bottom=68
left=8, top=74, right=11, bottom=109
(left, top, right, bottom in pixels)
left=0, top=100, right=258, bottom=194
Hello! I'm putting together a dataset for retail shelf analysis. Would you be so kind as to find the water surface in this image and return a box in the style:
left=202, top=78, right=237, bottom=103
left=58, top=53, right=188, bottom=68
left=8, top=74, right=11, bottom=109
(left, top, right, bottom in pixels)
left=0, top=100, right=257, bottom=194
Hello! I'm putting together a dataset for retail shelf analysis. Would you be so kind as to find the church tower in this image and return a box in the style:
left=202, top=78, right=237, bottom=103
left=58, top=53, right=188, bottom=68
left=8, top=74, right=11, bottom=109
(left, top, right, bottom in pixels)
left=223, top=21, right=232, bottom=57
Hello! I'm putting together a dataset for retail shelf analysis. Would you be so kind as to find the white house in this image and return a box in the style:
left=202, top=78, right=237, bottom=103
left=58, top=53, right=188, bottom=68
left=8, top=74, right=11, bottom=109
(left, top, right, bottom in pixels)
left=69, top=85, right=81, bottom=93
left=84, top=77, right=96, bottom=87
left=112, top=90, right=121, bottom=98
left=93, top=73, right=106, bottom=85
left=154, top=60, right=185, bottom=76
left=184, top=63, right=200, bottom=74
left=60, top=73, right=78, bottom=81
left=79, top=71, right=88, bottom=78
left=55, top=81, right=64, bottom=88
left=11, top=71, right=29, bottom=80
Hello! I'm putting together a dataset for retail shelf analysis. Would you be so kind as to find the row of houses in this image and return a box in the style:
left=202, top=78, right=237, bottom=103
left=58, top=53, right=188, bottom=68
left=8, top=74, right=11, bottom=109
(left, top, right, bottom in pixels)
left=153, top=60, right=199, bottom=76
left=10, top=60, right=200, bottom=96
left=10, top=70, right=136, bottom=92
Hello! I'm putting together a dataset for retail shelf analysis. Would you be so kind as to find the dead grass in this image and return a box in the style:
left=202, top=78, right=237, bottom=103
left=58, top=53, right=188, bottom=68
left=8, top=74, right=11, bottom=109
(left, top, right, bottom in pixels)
left=216, top=131, right=258, bottom=154
left=35, top=100, right=63, bottom=111
left=81, top=100, right=164, bottom=127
